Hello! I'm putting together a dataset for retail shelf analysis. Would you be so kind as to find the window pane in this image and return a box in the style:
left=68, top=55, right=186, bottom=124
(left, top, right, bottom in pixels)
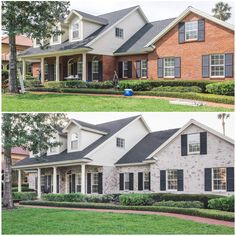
left=185, top=21, right=198, bottom=40
left=167, top=170, right=178, bottom=190
left=92, top=61, right=99, bottom=73
left=164, top=58, right=175, bottom=77
left=188, top=133, right=200, bottom=154
left=141, top=60, right=147, bottom=77
left=72, top=23, right=79, bottom=39
left=213, top=168, right=226, bottom=190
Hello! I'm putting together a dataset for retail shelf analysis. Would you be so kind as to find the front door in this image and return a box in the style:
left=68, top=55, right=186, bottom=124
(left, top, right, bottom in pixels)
left=67, top=173, right=81, bottom=193
left=42, top=175, right=52, bottom=193
left=47, top=64, right=55, bottom=81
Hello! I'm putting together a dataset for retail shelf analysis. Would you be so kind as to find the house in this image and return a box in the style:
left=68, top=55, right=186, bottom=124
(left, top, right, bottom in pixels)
left=17, top=5, right=234, bottom=82
left=13, top=115, right=234, bottom=197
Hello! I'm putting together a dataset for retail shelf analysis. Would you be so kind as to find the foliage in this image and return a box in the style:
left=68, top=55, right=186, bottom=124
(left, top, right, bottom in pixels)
left=24, top=79, right=42, bottom=88
left=2, top=70, right=9, bottom=91
left=152, top=86, right=202, bottom=93
left=208, top=196, right=234, bottom=212
left=154, top=200, right=204, bottom=208
left=12, top=187, right=35, bottom=192
left=25, top=75, right=37, bottom=81
left=12, top=192, right=36, bottom=200
left=212, top=2, right=232, bottom=21
left=119, top=194, right=154, bottom=206
left=206, top=81, right=234, bottom=96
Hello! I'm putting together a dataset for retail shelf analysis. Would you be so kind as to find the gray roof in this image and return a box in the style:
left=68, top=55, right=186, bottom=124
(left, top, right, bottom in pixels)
left=14, top=115, right=140, bottom=167
left=74, top=10, right=108, bottom=25
left=72, top=119, right=108, bottom=133
left=115, top=128, right=179, bottom=165
left=115, top=18, right=176, bottom=54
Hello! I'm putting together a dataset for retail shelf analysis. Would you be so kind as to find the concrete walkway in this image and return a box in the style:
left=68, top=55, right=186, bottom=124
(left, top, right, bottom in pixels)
left=20, top=204, right=234, bottom=228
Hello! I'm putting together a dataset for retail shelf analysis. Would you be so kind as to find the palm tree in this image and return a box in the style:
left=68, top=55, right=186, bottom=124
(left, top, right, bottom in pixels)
left=212, top=2, right=232, bottom=21
left=217, top=113, right=230, bottom=135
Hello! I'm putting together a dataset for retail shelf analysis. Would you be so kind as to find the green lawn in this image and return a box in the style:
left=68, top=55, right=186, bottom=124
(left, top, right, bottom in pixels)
left=2, top=93, right=233, bottom=112
left=2, top=207, right=234, bottom=234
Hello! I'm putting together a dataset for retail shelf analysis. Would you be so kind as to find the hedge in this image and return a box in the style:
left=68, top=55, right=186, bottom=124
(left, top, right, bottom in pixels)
left=119, top=194, right=154, bottom=206
left=206, top=81, right=234, bottom=96
left=12, top=187, right=35, bottom=192
left=208, top=196, right=234, bottom=212
left=152, top=86, right=202, bottom=93
left=12, top=192, right=37, bottom=201
left=154, top=200, right=204, bottom=209
left=20, top=201, right=235, bottom=222
left=24, top=79, right=42, bottom=88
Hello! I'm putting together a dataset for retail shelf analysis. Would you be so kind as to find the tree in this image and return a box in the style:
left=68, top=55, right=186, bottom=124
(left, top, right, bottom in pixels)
left=2, top=113, right=69, bottom=209
left=212, top=2, right=232, bottom=21
left=217, top=113, right=230, bottom=135
left=1, top=1, right=70, bottom=93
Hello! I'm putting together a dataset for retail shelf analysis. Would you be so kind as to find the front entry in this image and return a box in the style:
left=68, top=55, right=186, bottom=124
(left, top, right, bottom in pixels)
left=67, top=173, right=81, bottom=193
left=88, top=57, right=103, bottom=81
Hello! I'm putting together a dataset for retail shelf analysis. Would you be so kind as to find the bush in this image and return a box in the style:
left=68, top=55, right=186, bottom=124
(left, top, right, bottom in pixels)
left=24, top=79, right=41, bottom=88
left=42, top=193, right=85, bottom=202
left=12, top=187, right=35, bottom=192
left=154, top=200, right=204, bottom=208
left=152, top=86, right=202, bottom=93
left=208, top=196, right=234, bottom=212
left=119, top=194, right=154, bottom=206
left=206, top=81, right=234, bottom=96
left=84, top=194, right=114, bottom=203
left=12, top=192, right=37, bottom=200
left=25, top=75, right=37, bottom=81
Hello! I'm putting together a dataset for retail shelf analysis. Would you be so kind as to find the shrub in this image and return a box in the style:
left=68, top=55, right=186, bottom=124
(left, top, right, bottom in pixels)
left=208, top=196, right=234, bottom=212
left=42, top=193, right=85, bottom=202
left=119, top=194, right=154, bottom=206
left=86, top=81, right=114, bottom=89
left=154, top=200, right=204, bottom=208
left=12, top=187, right=35, bottom=192
left=24, top=79, right=41, bottom=88
left=206, top=81, right=234, bottom=96
left=25, top=75, right=37, bottom=81
left=12, top=192, right=37, bottom=200
left=152, top=86, right=202, bottom=93
left=84, top=194, right=114, bottom=203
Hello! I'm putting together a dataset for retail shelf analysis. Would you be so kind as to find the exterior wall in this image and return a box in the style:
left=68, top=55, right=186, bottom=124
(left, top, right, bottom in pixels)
left=61, top=24, right=69, bottom=43
left=83, top=20, right=101, bottom=39
left=32, top=63, right=40, bottom=77
left=102, top=55, right=116, bottom=81
left=151, top=124, right=234, bottom=195
left=28, top=172, right=37, bottom=189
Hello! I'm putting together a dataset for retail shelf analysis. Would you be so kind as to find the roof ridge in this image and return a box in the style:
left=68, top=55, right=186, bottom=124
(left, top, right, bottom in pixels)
left=150, top=17, right=176, bottom=24
left=150, top=128, right=180, bottom=134
left=98, top=5, right=139, bottom=17
left=74, top=9, right=107, bottom=20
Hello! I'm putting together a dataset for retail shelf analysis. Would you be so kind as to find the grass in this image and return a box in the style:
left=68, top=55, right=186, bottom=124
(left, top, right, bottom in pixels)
left=2, top=207, right=234, bottom=234
left=2, top=93, right=233, bottom=112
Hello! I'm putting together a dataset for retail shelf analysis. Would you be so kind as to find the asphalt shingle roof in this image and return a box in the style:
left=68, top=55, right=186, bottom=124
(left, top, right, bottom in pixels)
left=74, top=10, right=108, bottom=25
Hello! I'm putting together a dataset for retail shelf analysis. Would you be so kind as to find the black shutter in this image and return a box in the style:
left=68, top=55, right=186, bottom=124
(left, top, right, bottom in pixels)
left=138, top=172, right=143, bottom=190
left=98, top=61, right=103, bottom=81
left=200, top=132, right=207, bottom=155
left=157, top=58, right=163, bottom=78
left=87, top=173, right=91, bottom=194
left=136, top=61, right=141, bottom=78
left=57, top=175, right=59, bottom=193
left=181, top=134, right=188, bottom=156
left=174, top=57, right=181, bottom=78
left=48, top=176, right=52, bottom=193
left=73, top=62, right=77, bottom=76
left=146, top=60, right=148, bottom=78
left=88, top=62, right=92, bottom=82
left=177, top=170, right=184, bottom=191
left=148, top=172, right=151, bottom=190
left=202, top=55, right=209, bottom=78
left=198, top=19, right=205, bottom=42
left=204, top=168, right=212, bottom=191
left=179, top=22, right=185, bottom=44
left=98, top=173, right=103, bottom=194
left=160, top=170, right=166, bottom=191
left=225, top=53, right=233, bottom=78
left=118, top=62, right=123, bottom=78
left=119, top=173, right=124, bottom=191
left=227, top=167, right=234, bottom=192
left=127, top=61, right=132, bottom=78
left=129, top=173, right=134, bottom=190
left=71, top=174, right=75, bottom=193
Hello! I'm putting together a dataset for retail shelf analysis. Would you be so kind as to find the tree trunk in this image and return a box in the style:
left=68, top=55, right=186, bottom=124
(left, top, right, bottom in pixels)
left=8, top=32, right=18, bottom=93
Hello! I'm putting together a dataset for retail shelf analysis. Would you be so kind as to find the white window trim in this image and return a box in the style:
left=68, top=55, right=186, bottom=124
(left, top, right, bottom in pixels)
left=115, top=27, right=124, bottom=39
left=143, top=172, right=150, bottom=191
left=187, top=133, right=200, bottom=155
left=166, top=169, right=178, bottom=191
left=92, top=59, right=99, bottom=81
left=76, top=173, right=82, bottom=193
left=164, top=57, right=175, bottom=78
left=212, top=167, right=227, bottom=192
left=116, top=137, right=125, bottom=148
left=67, top=58, right=83, bottom=79
left=34, top=39, right=43, bottom=48
left=122, top=61, right=128, bottom=78
left=185, top=21, right=198, bottom=42
left=210, top=54, right=225, bottom=79
left=90, top=172, right=99, bottom=194
left=70, top=132, right=79, bottom=151
left=141, top=60, right=147, bottom=78
left=70, top=19, right=82, bottom=42
left=123, top=172, right=130, bottom=191
left=50, top=25, right=62, bottom=45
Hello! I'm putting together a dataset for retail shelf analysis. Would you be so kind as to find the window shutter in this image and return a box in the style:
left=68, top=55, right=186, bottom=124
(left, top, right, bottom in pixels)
left=148, top=172, right=151, bottom=190
left=118, top=62, right=123, bottom=78
left=127, top=61, right=132, bottom=78
left=98, top=61, right=103, bottom=81
left=98, top=173, right=103, bottom=194
left=160, top=170, right=166, bottom=191
left=177, top=170, right=184, bottom=191
left=227, top=167, right=234, bottom=192
left=73, top=62, right=78, bottom=76
left=87, top=173, right=91, bottom=194
left=57, top=175, right=60, bottom=193
left=129, top=173, right=134, bottom=190
left=198, top=19, right=205, bottom=42
left=200, top=132, right=207, bottom=155
left=157, top=58, right=163, bottom=78
left=136, top=61, right=141, bottom=78
left=48, top=175, right=52, bottom=193
left=146, top=60, right=149, bottom=78
left=202, top=55, right=209, bottom=78
left=88, top=62, right=92, bottom=82
left=179, top=22, right=185, bottom=43
left=204, top=168, right=212, bottom=191
left=72, top=174, right=76, bottom=193
left=138, top=172, right=143, bottom=190
left=174, top=57, right=181, bottom=78
left=119, top=173, right=124, bottom=191
left=181, top=134, right=188, bottom=156
left=225, top=53, right=233, bottom=78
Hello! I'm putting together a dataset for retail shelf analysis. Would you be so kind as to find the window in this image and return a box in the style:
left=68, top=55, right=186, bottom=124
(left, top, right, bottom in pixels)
left=78, top=61, right=83, bottom=78
left=167, top=170, right=178, bottom=190
left=52, top=26, right=59, bottom=43
left=72, top=22, right=79, bottom=39
left=115, top=27, right=124, bottom=38
left=188, top=133, right=200, bottom=154
left=185, top=21, right=198, bottom=41
left=213, top=168, right=226, bottom=191
left=210, top=54, right=225, bottom=77
left=143, top=172, right=150, bottom=190
left=49, top=137, right=57, bottom=153
left=92, top=60, right=99, bottom=77
left=91, top=173, right=99, bottom=193
left=141, top=60, right=147, bottom=78
left=164, top=58, right=175, bottom=78
left=124, top=173, right=130, bottom=190
left=122, top=61, right=128, bottom=78
left=116, top=137, right=125, bottom=148
left=76, top=173, right=81, bottom=192
left=71, top=133, right=79, bottom=150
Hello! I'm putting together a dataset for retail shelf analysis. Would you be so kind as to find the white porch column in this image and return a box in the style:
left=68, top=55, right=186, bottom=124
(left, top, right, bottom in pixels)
left=81, top=164, right=86, bottom=194
left=53, top=166, right=57, bottom=194
left=82, top=53, right=87, bottom=82
left=40, top=57, right=45, bottom=84
left=22, top=59, right=26, bottom=80
left=18, top=169, right=22, bottom=192
left=55, top=56, right=60, bottom=82
left=37, top=168, right=41, bottom=198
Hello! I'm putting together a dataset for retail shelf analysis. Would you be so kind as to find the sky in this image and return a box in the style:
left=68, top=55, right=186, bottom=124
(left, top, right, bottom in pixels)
left=70, top=0, right=235, bottom=24
left=67, top=112, right=235, bottom=139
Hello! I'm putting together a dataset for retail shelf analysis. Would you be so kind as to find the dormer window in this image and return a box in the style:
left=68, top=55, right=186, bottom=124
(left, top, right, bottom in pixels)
left=72, top=22, right=79, bottom=40
left=49, top=137, right=57, bottom=153
left=185, top=21, right=198, bottom=41
left=52, top=26, right=60, bottom=44
left=71, top=133, right=79, bottom=150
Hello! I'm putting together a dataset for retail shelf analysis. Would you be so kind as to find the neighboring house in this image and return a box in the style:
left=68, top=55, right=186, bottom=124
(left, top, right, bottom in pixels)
left=17, top=6, right=234, bottom=82
left=13, top=115, right=234, bottom=197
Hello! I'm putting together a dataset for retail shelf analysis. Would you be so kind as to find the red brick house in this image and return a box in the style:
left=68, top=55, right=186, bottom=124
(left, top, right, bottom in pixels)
left=18, top=6, right=234, bottom=82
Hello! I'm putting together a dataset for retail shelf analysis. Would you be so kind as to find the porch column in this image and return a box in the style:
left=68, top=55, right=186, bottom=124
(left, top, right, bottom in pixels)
left=40, top=57, right=45, bottom=84
left=53, top=166, right=57, bottom=194
left=37, top=168, right=41, bottom=198
left=18, top=169, right=22, bottom=192
left=82, top=53, right=87, bottom=82
left=81, top=164, right=86, bottom=194
left=22, top=59, right=26, bottom=80
left=55, top=56, right=60, bottom=82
